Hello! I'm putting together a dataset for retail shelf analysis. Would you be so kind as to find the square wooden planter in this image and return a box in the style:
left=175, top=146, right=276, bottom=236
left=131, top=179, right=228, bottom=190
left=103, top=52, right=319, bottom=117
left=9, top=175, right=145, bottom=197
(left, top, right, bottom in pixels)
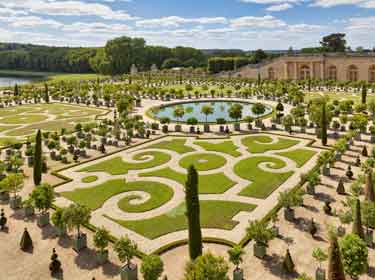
left=37, top=212, right=50, bottom=227
left=73, top=233, right=87, bottom=252
left=120, top=263, right=138, bottom=280
left=10, top=196, right=22, bottom=210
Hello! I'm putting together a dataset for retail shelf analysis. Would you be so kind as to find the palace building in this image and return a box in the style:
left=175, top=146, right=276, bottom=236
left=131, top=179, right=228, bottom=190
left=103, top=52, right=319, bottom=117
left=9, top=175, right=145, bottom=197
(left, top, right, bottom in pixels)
left=230, top=53, right=375, bottom=82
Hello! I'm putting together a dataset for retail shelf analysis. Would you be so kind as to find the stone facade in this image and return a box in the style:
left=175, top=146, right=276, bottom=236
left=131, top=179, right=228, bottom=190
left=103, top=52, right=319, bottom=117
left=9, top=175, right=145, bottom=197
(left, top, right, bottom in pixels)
left=231, top=53, right=375, bottom=82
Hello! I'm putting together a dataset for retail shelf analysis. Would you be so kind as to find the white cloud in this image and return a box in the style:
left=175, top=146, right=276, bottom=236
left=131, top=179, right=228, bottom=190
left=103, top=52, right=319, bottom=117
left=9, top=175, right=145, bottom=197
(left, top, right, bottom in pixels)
left=0, top=15, right=63, bottom=29
left=230, top=15, right=287, bottom=28
left=0, top=0, right=137, bottom=20
left=266, top=3, right=293, bottom=11
left=311, top=0, right=375, bottom=8
left=136, top=16, right=227, bottom=28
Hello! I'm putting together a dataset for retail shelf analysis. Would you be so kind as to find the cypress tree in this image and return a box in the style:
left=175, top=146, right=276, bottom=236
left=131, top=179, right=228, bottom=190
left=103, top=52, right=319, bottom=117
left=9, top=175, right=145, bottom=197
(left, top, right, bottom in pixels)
left=365, top=167, right=375, bottom=202
left=321, top=102, right=328, bottom=146
left=14, top=84, right=19, bottom=97
left=185, top=165, right=202, bottom=260
left=361, top=84, right=367, bottom=104
left=327, top=232, right=345, bottom=280
left=44, top=83, right=49, bottom=104
left=33, top=129, right=43, bottom=186
left=352, top=199, right=365, bottom=240
left=336, top=178, right=346, bottom=195
left=283, top=249, right=295, bottom=274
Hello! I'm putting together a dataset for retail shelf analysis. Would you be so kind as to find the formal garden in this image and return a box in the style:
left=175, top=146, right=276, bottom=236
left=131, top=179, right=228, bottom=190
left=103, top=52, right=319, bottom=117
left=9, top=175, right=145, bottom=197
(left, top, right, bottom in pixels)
left=0, top=75, right=374, bottom=280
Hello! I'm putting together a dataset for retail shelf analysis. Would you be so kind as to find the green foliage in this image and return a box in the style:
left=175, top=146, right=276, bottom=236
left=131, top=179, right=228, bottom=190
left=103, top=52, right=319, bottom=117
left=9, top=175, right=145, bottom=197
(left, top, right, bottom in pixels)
left=312, top=248, right=328, bottom=268
left=141, top=255, right=164, bottom=280
left=361, top=201, right=375, bottom=229
left=352, top=199, right=365, bottom=239
left=227, top=245, right=244, bottom=269
left=340, top=234, right=368, bottom=278
left=62, top=203, right=91, bottom=236
left=49, top=248, right=61, bottom=274
left=0, top=173, right=24, bottom=197
left=93, top=227, right=110, bottom=253
left=33, top=129, right=42, bottom=186
left=30, top=183, right=54, bottom=213
left=246, top=220, right=275, bottom=246
left=327, top=232, right=345, bottom=280
left=185, top=165, right=202, bottom=260
left=283, top=249, right=295, bottom=274
left=278, top=189, right=304, bottom=209
left=114, top=236, right=138, bottom=265
left=184, top=252, right=229, bottom=280
left=51, top=208, right=66, bottom=230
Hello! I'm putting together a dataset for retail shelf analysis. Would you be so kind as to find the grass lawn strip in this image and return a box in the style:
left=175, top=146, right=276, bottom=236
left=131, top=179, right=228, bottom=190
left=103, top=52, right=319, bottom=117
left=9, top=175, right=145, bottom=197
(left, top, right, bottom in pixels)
left=147, top=138, right=195, bottom=154
left=234, top=156, right=293, bottom=198
left=81, top=176, right=98, bottom=183
left=79, top=151, right=171, bottom=175
left=241, top=135, right=299, bottom=153
left=60, top=179, right=173, bottom=212
left=108, top=200, right=256, bottom=239
left=193, top=140, right=241, bottom=157
left=276, top=149, right=317, bottom=167
left=179, top=153, right=226, bottom=171
left=140, top=167, right=236, bottom=194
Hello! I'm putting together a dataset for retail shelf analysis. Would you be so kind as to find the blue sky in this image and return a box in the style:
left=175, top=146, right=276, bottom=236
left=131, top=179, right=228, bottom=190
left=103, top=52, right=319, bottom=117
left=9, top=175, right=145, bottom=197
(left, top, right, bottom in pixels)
left=0, top=0, right=375, bottom=50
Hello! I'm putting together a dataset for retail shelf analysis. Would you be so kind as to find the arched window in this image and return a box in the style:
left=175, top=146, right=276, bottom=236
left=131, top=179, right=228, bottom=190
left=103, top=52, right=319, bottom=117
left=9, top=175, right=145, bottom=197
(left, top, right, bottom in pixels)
left=327, top=65, right=337, bottom=80
left=347, top=65, right=358, bottom=81
left=268, top=67, right=275, bottom=80
left=300, top=65, right=310, bottom=80
left=369, top=65, right=375, bottom=83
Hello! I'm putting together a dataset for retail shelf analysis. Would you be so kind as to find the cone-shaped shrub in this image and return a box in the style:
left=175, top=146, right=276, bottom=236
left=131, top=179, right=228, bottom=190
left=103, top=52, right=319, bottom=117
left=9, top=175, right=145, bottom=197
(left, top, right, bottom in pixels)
left=20, top=228, right=33, bottom=251
left=283, top=249, right=295, bottom=274
left=362, top=146, right=368, bottom=157
left=352, top=199, right=365, bottom=240
left=49, top=248, right=61, bottom=274
left=0, top=209, right=7, bottom=230
left=336, top=178, right=345, bottom=195
left=327, top=231, right=345, bottom=280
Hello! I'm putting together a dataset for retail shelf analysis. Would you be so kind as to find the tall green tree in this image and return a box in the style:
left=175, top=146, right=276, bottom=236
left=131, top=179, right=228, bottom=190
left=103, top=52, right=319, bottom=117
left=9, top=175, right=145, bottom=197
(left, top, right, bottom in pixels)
left=361, top=84, right=367, bottom=105
left=321, top=102, right=328, bottom=146
left=352, top=199, right=365, bottom=240
left=33, top=129, right=42, bottom=186
left=185, top=165, right=202, bottom=260
left=44, top=83, right=49, bottom=103
left=362, top=159, right=375, bottom=202
left=327, top=231, right=345, bottom=280
left=320, top=33, right=347, bottom=52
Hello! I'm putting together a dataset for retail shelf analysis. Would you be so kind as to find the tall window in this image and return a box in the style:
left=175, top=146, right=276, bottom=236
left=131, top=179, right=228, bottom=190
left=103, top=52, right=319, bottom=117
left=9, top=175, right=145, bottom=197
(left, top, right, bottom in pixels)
left=268, top=67, right=275, bottom=80
left=369, top=65, right=375, bottom=83
left=300, top=65, right=310, bottom=80
left=327, top=65, right=337, bottom=80
left=347, top=65, right=358, bottom=81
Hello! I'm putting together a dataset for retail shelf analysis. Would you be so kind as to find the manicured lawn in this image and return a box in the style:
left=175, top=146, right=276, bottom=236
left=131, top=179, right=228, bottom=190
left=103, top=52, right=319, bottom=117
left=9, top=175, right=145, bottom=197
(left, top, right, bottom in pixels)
left=108, top=200, right=256, bottom=239
left=179, top=153, right=226, bottom=171
left=60, top=179, right=173, bottom=212
left=147, top=138, right=195, bottom=154
left=0, top=114, right=47, bottom=124
left=0, top=125, right=19, bottom=133
left=140, top=167, right=236, bottom=194
left=194, top=140, right=241, bottom=157
left=234, top=156, right=293, bottom=198
left=277, top=149, right=317, bottom=167
left=79, top=151, right=171, bottom=175
left=241, top=135, right=299, bottom=153
left=81, top=175, right=98, bottom=183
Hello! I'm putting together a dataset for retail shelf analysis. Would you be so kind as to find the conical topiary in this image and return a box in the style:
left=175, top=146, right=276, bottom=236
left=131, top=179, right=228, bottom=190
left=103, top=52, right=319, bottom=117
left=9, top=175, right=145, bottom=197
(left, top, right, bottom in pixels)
left=355, top=155, right=361, bottom=167
left=362, top=146, right=368, bottom=157
left=49, top=248, right=61, bottom=274
left=327, top=232, right=345, bottom=280
left=352, top=199, right=365, bottom=240
left=283, top=249, right=295, bottom=274
left=0, top=209, right=7, bottom=230
left=336, top=178, right=345, bottom=195
left=309, top=218, right=318, bottom=237
left=20, top=228, right=33, bottom=251
left=346, top=165, right=353, bottom=179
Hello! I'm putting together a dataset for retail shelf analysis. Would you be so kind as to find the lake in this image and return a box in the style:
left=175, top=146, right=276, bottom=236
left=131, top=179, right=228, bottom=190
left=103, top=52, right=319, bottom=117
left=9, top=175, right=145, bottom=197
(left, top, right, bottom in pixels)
left=0, top=76, right=43, bottom=87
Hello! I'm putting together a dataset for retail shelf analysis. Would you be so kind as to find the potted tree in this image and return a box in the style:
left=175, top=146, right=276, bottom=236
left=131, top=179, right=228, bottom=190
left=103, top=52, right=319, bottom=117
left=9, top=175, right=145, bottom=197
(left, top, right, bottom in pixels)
left=312, top=248, right=328, bottom=280
left=304, top=171, right=321, bottom=195
left=30, top=183, right=54, bottom=227
left=0, top=173, right=24, bottom=209
left=51, top=208, right=67, bottom=237
left=228, top=103, right=243, bottom=131
left=94, top=227, right=110, bottom=265
left=361, top=201, right=375, bottom=246
left=114, top=236, right=138, bottom=280
left=22, top=198, right=35, bottom=217
left=246, top=220, right=275, bottom=259
left=201, top=105, right=213, bottom=133
left=278, top=190, right=304, bottom=222
left=63, top=203, right=91, bottom=252
left=228, top=245, right=244, bottom=280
